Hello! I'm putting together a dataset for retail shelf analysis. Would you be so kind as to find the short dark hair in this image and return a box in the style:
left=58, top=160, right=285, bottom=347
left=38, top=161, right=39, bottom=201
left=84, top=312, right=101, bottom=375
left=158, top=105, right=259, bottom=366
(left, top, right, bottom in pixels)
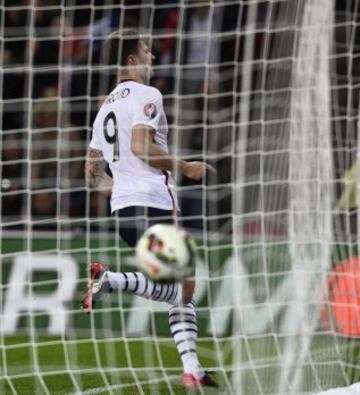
left=104, top=28, right=142, bottom=66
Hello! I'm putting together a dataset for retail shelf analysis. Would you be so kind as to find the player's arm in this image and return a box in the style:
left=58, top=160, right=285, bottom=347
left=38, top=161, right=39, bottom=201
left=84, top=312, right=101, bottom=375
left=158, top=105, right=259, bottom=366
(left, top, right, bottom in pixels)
left=131, top=126, right=216, bottom=180
left=85, top=148, right=113, bottom=194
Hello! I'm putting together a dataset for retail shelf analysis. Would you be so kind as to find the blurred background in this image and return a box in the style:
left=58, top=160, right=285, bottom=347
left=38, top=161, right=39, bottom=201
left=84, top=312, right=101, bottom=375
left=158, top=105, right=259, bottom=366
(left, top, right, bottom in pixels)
left=1, top=0, right=359, bottom=242
left=2, top=1, right=360, bottom=394
left=1, top=0, right=359, bottom=246
left=0, top=1, right=348, bottom=230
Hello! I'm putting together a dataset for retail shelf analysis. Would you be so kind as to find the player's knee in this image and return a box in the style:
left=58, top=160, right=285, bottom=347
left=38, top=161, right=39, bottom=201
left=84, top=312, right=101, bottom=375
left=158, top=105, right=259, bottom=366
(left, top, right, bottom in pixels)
left=182, top=278, right=195, bottom=304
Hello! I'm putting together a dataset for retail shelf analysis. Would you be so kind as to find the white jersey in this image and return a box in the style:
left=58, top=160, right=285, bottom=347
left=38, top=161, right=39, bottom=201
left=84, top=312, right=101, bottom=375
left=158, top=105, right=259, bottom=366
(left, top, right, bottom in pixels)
left=89, top=80, right=178, bottom=212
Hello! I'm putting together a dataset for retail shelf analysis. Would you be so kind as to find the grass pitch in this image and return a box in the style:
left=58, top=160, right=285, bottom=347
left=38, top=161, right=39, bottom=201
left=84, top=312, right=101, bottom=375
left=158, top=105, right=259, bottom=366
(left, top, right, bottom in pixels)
left=0, top=337, right=231, bottom=394
left=2, top=334, right=360, bottom=394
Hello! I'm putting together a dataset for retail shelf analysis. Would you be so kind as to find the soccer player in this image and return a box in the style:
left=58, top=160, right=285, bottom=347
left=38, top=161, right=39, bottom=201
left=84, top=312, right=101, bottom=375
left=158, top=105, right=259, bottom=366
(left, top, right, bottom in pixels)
left=82, top=28, right=217, bottom=389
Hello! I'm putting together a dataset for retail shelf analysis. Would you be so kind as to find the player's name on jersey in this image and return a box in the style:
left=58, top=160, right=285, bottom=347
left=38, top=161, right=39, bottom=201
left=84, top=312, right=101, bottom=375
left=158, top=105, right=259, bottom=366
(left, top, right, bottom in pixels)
left=105, top=87, right=130, bottom=104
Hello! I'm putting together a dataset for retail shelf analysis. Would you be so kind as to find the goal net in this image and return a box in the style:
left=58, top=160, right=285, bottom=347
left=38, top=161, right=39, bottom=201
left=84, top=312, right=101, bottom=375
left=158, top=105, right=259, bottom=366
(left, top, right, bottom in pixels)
left=1, top=0, right=360, bottom=394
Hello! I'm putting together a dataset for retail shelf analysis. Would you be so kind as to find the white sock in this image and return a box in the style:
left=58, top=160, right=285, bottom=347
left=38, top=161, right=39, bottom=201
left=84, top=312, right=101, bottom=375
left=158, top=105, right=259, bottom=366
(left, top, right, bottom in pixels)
left=169, top=300, right=205, bottom=377
left=106, top=271, right=182, bottom=305
left=106, top=271, right=204, bottom=376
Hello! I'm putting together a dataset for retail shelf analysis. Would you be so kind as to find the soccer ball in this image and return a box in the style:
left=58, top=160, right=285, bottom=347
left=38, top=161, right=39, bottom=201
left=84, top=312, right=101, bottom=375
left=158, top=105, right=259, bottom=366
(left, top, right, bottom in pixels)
left=135, top=224, right=196, bottom=281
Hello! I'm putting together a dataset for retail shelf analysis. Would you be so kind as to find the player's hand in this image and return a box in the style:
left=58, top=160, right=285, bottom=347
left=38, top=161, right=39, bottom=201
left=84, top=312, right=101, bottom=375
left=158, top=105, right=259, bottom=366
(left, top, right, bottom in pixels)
left=182, top=161, right=216, bottom=181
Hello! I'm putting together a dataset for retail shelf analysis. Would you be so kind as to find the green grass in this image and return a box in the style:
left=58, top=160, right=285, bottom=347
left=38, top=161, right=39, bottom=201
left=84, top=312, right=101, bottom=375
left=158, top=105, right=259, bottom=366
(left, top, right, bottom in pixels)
left=0, top=337, right=231, bottom=394
left=3, top=335, right=360, bottom=394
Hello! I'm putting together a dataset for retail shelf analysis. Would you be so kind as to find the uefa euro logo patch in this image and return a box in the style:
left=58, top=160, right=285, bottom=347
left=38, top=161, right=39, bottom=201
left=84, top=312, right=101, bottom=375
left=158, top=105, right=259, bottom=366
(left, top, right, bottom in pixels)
left=143, top=103, right=157, bottom=119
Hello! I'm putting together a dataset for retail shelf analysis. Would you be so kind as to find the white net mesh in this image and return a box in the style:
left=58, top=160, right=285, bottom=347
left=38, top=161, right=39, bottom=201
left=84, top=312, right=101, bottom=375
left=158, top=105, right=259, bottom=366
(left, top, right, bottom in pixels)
left=1, top=1, right=360, bottom=394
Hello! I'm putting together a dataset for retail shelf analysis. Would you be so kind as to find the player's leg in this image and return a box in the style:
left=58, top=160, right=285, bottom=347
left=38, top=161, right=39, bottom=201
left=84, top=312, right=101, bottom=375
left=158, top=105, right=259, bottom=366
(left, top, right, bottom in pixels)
left=168, top=277, right=217, bottom=388
left=82, top=266, right=185, bottom=310
left=109, top=206, right=184, bottom=304
left=168, top=279, right=200, bottom=375
left=82, top=266, right=217, bottom=387
left=82, top=206, right=182, bottom=310
left=83, top=261, right=213, bottom=385
left=82, top=206, right=217, bottom=387
left=146, top=209, right=214, bottom=383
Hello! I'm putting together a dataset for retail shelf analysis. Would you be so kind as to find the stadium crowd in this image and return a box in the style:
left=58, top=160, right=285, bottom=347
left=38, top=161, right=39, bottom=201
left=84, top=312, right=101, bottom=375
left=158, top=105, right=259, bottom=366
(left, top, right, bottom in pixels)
left=1, top=0, right=241, bottom=229
left=1, top=0, right=356, bottom=238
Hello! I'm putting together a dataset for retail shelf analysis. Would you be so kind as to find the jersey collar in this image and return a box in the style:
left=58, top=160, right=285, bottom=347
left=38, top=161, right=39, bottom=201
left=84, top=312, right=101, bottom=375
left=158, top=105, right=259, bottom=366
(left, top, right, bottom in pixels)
left=118, top=79, right=137, bottom=84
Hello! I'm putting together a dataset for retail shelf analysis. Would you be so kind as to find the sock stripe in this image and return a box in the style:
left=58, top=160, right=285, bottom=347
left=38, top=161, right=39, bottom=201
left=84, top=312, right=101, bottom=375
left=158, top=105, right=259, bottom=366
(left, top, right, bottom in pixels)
left=169, top=304, right=195, bottom=312
left=122, top=272, right=128, bottom=291
left=151, top=282, right=157, bottom=297
left=172, top=285, right=178, bottom=304
left=155, top=284, right=164, bottom=300
left=168, top=284, right=175, bottom=302
left=169, top=320, right=196, bottom=327
left=169, top=312, right=195, bottom=319
left=163, top=283, right=170, bottom=300
left=141, top=276, right=149, bottom=296
left=175, top=338, right=196, bottom=347
left=171, top=328, right=198, bottom=337
left=179, top=349, right=196, bottom=357
left=133, top=272, right=139, bottom=293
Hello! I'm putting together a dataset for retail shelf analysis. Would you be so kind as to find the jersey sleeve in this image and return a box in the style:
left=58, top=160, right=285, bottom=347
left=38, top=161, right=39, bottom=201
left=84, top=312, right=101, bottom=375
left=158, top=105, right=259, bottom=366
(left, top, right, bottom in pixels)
left=89, top=118, right=102, bottom=150
left=131, top=88, right=163, bottom=130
